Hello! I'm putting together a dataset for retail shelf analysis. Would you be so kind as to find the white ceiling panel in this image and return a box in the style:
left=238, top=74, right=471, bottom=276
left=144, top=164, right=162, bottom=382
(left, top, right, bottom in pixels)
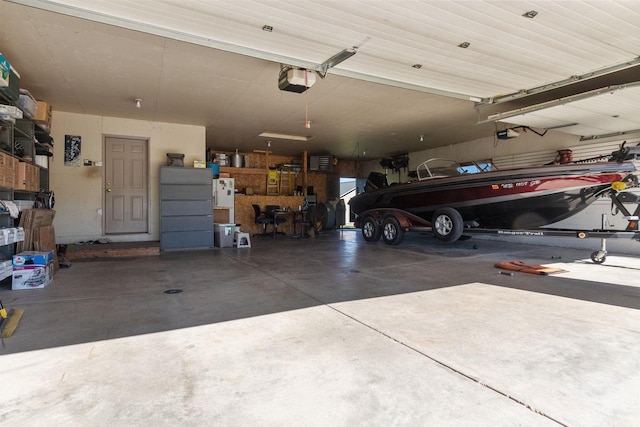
left=497, top=85, right=640, bottom=139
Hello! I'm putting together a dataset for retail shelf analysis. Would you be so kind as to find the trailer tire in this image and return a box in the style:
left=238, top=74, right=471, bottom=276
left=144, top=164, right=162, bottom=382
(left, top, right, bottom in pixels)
left=432, top=208, right=464, bottom=242
left=382, top=216, right=405, bottom=245
left=361, top=215, right=381, bottom=242
left=590, top=251, right=606, bottom=264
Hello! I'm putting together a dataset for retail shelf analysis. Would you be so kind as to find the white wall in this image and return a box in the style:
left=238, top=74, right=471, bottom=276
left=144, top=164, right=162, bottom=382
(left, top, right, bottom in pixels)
left=364, top=129, right=640, bottom=179
left=407, top=129, right=581, bottom=168
left=49, top=112, right=205, bottom=244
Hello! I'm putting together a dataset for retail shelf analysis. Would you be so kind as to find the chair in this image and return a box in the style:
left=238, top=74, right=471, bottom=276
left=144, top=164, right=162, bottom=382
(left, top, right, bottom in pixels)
left=265, top=205, right=287, bottom=236
left=252, top=204, right=273, bottom=236
left=294, top=209, right=311, bottom=238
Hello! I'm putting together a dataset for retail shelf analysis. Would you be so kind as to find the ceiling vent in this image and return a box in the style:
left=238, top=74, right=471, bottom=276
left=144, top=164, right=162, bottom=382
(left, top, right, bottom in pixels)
left=278, top=68, right=316, bottom=93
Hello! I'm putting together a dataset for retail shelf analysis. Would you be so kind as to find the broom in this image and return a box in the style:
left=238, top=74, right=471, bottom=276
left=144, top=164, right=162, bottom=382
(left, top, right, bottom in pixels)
left=0, top=299, right=24, bottom=338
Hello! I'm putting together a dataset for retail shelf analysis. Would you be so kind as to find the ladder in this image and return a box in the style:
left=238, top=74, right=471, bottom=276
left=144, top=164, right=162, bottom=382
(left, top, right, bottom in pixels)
left=279, top=166, right=294, bottom=195
left=267, top=169, right=279, bottom=195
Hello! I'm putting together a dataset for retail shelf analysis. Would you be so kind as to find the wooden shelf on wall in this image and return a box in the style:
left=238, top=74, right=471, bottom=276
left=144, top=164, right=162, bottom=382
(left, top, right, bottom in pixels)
left=219, top=166, right=266, bottom=175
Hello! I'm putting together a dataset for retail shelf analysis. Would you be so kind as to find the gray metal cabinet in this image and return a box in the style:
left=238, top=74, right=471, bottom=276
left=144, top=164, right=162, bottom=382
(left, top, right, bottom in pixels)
left=159, top=166, right=213, bottom=250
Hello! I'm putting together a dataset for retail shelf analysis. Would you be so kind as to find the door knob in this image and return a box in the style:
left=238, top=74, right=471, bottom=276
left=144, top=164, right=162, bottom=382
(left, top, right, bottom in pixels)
left=106, top=189, right=112, bottom=192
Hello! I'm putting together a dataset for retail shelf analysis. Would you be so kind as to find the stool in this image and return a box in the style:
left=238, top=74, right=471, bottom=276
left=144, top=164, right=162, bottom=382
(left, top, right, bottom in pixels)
left=234, top=232, right=251, bottom=248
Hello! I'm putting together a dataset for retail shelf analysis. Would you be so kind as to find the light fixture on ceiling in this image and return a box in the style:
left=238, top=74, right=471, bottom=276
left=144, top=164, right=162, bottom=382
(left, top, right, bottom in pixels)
left=267, top=140, right=271, bottom=147
left=522, top=10, right=538, bottom=19
left=419, top=134, right=424, bottom=142
left=412, top=64, right=423, bottom=69
left=259, top=132, right=313, bottom=142
left=318, top=47, right=357, bottom=78
left=134, top=98, right=142, bottom=109
left=305, top=121, right=311, bottom=129
left=458, top=42, right=470, bottom=49
left=262, top=24, right=273, bottom=32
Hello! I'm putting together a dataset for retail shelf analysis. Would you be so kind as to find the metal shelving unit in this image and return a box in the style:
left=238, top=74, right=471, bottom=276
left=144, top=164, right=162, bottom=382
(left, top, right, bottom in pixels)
left=0, top=90, right=52, bottom=273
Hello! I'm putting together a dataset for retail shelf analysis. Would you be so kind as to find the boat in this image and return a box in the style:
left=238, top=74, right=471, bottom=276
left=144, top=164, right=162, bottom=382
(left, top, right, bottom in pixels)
left=349, top=152, right=638, bottom=243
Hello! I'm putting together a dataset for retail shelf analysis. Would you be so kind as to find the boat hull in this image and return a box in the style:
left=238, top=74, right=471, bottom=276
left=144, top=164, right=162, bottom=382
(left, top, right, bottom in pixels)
left=349, top=162, right=636, bottom=229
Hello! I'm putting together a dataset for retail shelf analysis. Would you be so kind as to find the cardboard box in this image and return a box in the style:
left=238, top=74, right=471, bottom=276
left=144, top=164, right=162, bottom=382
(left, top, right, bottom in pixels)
left=12, top=251, right=55, bottom=290
left=0, top=152, right=17, bottom=189
left=214, top=207, right=231, bottom=223
left=15, top=162, right=40, bottom=191
left=34, top=100, right=52, bottom=127
left=16, top=162, right=28, bottom=190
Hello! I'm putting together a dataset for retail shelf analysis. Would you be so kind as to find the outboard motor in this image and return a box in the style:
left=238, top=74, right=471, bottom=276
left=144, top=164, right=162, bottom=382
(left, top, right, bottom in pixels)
left=611, top=141, right=640, bottom=162
left=365, top=172, right=388, bottom=192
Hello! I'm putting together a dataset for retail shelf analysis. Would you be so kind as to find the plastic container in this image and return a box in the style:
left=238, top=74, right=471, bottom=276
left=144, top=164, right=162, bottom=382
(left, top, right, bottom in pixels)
left=17, top=89, right=37, bottom=118
left=206, top=163, right=220, bottom=178
left=214, top=223, right=237, bottom=248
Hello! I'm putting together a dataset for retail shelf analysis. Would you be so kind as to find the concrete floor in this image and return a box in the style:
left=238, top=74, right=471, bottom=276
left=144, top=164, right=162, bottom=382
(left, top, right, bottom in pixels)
left=1, top=230, right=639, bottom=426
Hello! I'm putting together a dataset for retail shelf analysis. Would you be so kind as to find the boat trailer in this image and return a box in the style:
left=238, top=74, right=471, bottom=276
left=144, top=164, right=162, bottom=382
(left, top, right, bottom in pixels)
left=355, top=189, right=640, bottom=264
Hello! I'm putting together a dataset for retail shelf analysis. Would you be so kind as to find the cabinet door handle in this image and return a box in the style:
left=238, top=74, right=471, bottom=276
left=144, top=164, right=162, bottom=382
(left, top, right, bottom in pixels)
left=106, top=188, right=112, bottom=192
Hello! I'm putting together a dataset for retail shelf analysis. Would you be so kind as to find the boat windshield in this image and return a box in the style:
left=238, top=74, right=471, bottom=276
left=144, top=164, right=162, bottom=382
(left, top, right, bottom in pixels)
left=416, top=159, right=465, bottom=181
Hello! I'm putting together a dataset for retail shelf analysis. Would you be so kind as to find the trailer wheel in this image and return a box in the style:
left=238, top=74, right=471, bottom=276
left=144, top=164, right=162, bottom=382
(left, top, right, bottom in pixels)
left=432, top=208, right=464, bottom=242
left=382, top=216, right=405, bottom=245
left=590, top=251, right=606, bottom=264
left=361, top=215, right=381, bottom=242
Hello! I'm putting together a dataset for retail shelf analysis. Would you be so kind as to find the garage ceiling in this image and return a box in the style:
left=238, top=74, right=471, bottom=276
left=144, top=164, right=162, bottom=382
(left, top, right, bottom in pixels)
left=1, top=0, right=639, bottom=159
left=493, top=83, right=640, bottom=141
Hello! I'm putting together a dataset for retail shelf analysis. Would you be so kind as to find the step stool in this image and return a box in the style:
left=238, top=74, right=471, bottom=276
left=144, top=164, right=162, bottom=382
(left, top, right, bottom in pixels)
left=234, top=232, right=251, bottom=248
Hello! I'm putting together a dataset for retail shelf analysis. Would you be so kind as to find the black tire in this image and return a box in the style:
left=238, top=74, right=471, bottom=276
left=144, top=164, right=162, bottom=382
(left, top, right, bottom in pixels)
left=382, top=216, right=405, bottom=245
left=361, top=215, right=381, bottom=242
left=590, top=251, right=606, bottom=264
left=432, top=208, right=464, bottom=242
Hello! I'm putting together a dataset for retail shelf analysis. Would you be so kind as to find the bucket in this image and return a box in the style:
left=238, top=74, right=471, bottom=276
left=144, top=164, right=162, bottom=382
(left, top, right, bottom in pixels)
left=231, top=149, right=244, bottom=168
left=207, top=163, right=220, bottom=177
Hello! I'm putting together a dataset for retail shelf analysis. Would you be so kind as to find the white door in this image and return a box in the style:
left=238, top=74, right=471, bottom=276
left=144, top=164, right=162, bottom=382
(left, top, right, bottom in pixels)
left=104, top=137, right=149, bottom=234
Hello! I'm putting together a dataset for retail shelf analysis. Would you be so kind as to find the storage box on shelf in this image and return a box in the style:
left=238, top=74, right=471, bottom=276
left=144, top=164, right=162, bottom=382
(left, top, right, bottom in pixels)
left=0, top=64, right=20, bottom=102
left=17, top=89, right=37, bottom=119
left=0, top=53, right=10, bottom=88
left=0, top=104, right=22, bottom=119
left=0, top=151, right=18, bottom=188
left=33, top=101, right=52, bottom=132
left=16, top=162, right=40, bottom=192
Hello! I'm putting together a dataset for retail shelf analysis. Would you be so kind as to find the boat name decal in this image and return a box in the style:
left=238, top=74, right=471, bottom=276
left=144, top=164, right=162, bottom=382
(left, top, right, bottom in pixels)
left=497, top=230, right=545, bottom=236
left=493, top=179, right=542, bottom=190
